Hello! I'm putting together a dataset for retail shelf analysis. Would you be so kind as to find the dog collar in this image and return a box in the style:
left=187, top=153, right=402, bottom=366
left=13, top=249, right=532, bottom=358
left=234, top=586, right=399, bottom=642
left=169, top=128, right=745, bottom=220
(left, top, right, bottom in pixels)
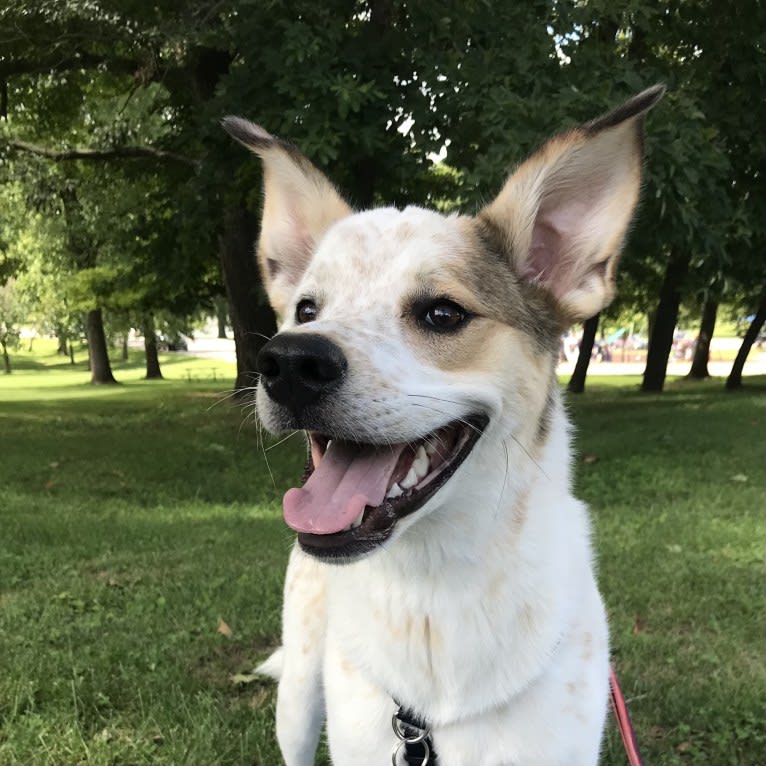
left=392, top=704, right=438, bottom=766
left=390, top=666, right=643, bottom=766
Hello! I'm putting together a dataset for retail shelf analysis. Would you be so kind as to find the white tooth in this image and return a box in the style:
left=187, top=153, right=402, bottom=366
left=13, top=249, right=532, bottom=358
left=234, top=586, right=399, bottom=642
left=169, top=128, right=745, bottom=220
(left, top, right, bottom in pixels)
left=413, top=445, right=429, bottom=479
left=400, top=467, right=418, bottom=489
left=424, top=441, right=437, bottom=457
left=387, top=482, right=403, bottom=499
left=351, top=513, right=363, bottom=528
left=342, top=523, right=352, bottom=532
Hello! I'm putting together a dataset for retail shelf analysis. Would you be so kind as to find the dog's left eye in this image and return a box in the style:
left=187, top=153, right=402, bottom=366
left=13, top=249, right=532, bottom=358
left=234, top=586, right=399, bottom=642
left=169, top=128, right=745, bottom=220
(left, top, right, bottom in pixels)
left=296, top=299, right=318, bottom=324
left=420, top=300, right=468, bottom=332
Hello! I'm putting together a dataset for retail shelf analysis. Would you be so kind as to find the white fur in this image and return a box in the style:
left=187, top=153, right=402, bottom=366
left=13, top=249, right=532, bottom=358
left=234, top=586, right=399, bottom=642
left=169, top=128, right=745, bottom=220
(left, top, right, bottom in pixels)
left=242, top=89, right=663, bottom=763
left=256, top=207, right=610, bottom=765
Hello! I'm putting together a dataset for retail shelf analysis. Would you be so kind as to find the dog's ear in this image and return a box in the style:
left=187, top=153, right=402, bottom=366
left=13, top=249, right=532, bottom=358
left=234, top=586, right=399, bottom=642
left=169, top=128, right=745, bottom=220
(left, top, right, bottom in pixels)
left=222, top=117, right=352, bottom=317
left=479, top=85, right=665, bottom=323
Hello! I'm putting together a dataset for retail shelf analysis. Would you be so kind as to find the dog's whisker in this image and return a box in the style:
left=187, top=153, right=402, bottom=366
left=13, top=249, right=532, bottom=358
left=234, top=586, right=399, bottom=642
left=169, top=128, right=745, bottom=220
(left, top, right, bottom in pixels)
left=507, top=432, right=548, bottom=480
left=495, top=439, right=511, bottom=517
left=406, top=395, right=486, bottom=437
left=410, top=401, right=544, bottom=478
left=235, top=390, right=258, bottom=433
left=249, top=398, right=278, bottom=489
left=406, top=403, right=469, bottom=462
left=260, top=435, right=277, bottom=489
left=245, top=331, right=276, bottom=342
left=265, top=430, right=302, bottom=452
left=405, top=403, right=481, bottom=461
left=206, top=387, right=245, bottom=411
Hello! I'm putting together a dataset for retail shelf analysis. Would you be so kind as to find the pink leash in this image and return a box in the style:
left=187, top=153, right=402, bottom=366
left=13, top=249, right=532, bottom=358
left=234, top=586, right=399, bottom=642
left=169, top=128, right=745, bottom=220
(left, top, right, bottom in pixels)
left=609, top=665, right=645, bottom=766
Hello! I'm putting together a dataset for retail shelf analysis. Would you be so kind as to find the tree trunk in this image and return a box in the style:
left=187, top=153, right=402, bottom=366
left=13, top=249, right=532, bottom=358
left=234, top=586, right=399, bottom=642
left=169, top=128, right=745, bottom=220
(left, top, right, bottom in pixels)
left=726, top=287, right=766, bottom=390
left=567, top=314, right=600, bottom=394
left=350, top=156, right=376, bottom=209
left=142, top=313, right=163, bottom=379
left=344, top=0, right=389, bottom=209
left=56, top=327, right=69, bottom=356
left=121, top=334, right=129, bottom=361
left=86, top=308, right=118, bottom=384
left=219, top=201, right=277, bottom=392
left=69, top=340, right=75, bottom=365
left=214, top=295, right=228, bottom=339
left=686, top=297, right=718, bottom=379
left=641, top=251, right=690, bottom=392
left=1, top=340, right=10, bottom=374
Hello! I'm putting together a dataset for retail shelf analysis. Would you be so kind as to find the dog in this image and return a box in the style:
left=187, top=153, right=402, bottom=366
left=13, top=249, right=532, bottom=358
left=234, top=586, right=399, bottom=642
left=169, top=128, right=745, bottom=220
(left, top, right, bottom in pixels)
left=223, top=84, right=663, bottom=766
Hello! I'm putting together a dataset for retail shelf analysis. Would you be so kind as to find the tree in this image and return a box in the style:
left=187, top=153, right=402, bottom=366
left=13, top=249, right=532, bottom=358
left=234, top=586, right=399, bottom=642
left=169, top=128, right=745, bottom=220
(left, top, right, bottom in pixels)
left=2, top=0, right=763, bottom=396
left=0, top=278, right=24, bottom=373
left=686, top=295, right=718, bottom=380
left=641, top=250, right=691, bottom=391
left=567, top=315, right=600, bottom=394
left=638, top=0, right=764, bottom=390
left=532, top=1, right=761, bottom=393
left=726, top=287, right=766, bottom=390
left=1, top=59, right=217, bottom=381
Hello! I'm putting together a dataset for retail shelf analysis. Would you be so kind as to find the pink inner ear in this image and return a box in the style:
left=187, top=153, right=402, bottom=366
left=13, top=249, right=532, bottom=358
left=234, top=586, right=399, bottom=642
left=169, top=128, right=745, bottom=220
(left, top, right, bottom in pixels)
left=526, top=198, right=590, bottom=297
left=266, top=258, right=281, bottom=278
left=527, top=220, right=563, bottom=283
left=267, top=211, right=314, bottom=287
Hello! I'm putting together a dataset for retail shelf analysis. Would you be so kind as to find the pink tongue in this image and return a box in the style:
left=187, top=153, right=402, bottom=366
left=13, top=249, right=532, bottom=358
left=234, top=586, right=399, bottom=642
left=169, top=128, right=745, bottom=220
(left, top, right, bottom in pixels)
left=283, top=440, right=406, bottom=534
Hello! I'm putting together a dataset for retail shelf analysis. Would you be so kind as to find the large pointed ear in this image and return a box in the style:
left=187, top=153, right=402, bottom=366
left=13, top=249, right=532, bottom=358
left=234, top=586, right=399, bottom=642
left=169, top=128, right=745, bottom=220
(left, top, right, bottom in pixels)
left=222, top=117, right=352, bottom=317
left=479, top=85, right=665, bottom=323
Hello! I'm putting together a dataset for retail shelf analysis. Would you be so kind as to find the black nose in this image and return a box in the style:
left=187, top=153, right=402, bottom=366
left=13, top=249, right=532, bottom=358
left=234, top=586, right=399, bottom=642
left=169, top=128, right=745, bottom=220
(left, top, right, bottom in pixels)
left=256, top=334, right=347, bottom=412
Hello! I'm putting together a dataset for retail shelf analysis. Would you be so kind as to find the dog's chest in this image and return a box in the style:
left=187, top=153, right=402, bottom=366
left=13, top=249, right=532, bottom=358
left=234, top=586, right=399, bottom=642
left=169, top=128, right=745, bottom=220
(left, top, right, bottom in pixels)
left=325, top=555, right=561, bottom=721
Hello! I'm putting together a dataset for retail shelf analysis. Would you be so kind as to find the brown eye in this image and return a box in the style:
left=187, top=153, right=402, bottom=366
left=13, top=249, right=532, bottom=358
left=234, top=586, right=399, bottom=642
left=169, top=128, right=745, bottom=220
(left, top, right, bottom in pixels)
left=421, top=300, right=468, bottom=332
left=296, top=299, right=318, bottom=324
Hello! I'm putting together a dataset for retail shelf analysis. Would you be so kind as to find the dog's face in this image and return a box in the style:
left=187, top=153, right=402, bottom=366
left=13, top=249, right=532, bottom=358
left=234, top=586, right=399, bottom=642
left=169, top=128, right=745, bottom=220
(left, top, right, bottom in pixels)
left=257, top=206, right=559, bottom=440
left=223, top=86, right=663, bottom=562
left=254, top=208, right=560, bottom=560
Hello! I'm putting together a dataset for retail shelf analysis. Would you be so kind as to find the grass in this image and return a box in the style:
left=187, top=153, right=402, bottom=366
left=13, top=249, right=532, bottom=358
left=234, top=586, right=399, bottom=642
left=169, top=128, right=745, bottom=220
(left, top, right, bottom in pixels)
left=1, top=339, right=235, bottom=400
left=569, top=377, right=765, bottom=765
left=0, top=344, right=764, bottom=765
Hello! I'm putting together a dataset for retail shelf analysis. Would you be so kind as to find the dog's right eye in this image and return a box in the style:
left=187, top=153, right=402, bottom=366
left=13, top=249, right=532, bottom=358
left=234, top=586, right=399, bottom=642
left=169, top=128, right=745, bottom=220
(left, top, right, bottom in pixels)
left=419, top=299, right=469, bottom=332
left=296, top=299, right=318, bottom=324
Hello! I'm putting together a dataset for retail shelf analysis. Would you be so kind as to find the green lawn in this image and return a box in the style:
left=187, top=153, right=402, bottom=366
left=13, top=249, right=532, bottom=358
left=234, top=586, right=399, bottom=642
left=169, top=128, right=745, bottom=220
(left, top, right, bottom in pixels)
left=1, top=345, right=764, bottom=765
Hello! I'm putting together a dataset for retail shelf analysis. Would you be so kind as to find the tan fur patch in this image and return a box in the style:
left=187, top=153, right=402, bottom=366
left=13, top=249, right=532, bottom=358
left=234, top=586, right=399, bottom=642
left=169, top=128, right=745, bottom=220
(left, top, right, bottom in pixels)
left=511, top=489, right=531, bottom=535
left=401, top=218, right=560, bottom=375
left=581, top=631, right=594, bottom=662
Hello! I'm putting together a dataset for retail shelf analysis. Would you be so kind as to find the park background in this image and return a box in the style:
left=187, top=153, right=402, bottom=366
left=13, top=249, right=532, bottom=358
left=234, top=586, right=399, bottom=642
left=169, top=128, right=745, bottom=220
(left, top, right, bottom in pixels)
left=0, top=1, right=763, bottom=765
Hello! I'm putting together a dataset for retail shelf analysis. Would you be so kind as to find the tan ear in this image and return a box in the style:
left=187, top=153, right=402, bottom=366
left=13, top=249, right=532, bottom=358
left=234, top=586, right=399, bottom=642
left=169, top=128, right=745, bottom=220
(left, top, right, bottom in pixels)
left=222, top=117, right=352, bottom=317
left=479, top=85, right=665, bottom=322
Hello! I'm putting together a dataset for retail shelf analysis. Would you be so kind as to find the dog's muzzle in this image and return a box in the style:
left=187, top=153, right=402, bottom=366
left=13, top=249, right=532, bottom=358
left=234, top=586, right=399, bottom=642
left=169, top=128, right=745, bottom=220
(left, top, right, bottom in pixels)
left=257, top=332, right=489, bottom=563
left=257, top=333, right=347, bottom=413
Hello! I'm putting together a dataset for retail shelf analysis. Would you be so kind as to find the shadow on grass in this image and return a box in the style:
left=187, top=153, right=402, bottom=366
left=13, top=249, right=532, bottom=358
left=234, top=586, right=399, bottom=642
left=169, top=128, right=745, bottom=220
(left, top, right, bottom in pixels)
left=9, top=356, right=82, bottom=373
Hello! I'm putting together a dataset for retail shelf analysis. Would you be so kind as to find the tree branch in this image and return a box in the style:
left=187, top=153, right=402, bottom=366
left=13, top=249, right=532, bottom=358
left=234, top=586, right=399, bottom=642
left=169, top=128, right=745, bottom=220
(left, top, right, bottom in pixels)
left=0, top=51, right=141, bottom=80
left=4, top=138, right=199, bottom=168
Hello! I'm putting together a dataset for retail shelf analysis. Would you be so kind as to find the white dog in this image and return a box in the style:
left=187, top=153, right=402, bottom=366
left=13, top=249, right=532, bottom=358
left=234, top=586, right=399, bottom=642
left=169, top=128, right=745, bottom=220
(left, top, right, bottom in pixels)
left=224, top=84, right=663, bottom=766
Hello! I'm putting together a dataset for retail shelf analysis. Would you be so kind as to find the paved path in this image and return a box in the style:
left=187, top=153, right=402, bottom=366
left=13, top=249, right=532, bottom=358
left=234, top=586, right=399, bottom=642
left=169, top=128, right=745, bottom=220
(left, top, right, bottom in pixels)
left=182, top=336, right=238, bottom=363
left=557, top=358, right=766, bottom=377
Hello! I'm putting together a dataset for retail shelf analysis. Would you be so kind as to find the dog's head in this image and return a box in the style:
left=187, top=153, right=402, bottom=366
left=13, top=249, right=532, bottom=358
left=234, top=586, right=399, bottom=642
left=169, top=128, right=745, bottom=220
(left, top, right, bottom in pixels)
left=224, top=86, right=663, bottom=562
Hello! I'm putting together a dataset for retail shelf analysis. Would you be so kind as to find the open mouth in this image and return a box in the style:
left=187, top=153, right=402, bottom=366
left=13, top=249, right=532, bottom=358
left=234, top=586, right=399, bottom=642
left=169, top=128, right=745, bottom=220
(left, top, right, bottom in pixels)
left=282, top=414, right=489, bottom=561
